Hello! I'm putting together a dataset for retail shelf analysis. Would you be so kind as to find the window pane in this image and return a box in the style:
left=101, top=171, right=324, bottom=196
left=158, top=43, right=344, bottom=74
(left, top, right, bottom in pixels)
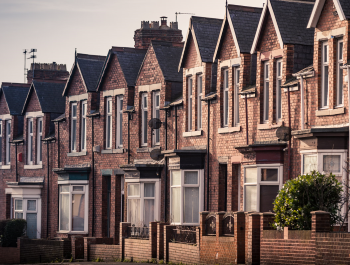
left=277, top=79, right=281, bottom=119
left=324, top=45, right=328, bottom=62
left=128, top=184, right=140, bottom=196
left=261, top=169, right=278, bottom=181
left=72, top=194, right=85, bottom=231
left=324, top=65, right=329, bottom=107
left=183, top=187, right=199, bottom=224
left=26, top=213, right=37, bottom=239
left=72, top=105, right=77, bottom=117
left=338, top=65, right=343, bottom=105
left=339, top=42, right=343, bottom=60
left=184, top=171, right=198, bottom=184
left=245, top=185, right=257, bottom=211
left=171, top=171, right=181, bottom=186
left=60, top=193, right=69, bottom=231
left=72, top=120, right=77, bottom=149
left=27, top=200, right=36, bottom=211
left=264, top=81, right=269, bottom=120
left=171, top=187, right=181, bottom=223
left=128, top=199, right=140, bottom=226
left=144, top=183, right=155, bottom=197
left=15, top=212, right=23, bottom=219
left=245, top=167, right=257, bottom=183
left=15, top=200, right=23, bottom=210
left=143, top=110, right=148, bottom=143
left=224, top=90, right=228, bottom=125
left=304, top=155, right=317, bottom=174
left=260, top=185, right=279, bottom=212
left=143, top=95, right=147, bottom=108
left=323, top=155, right=341, bottom=173
left=265, top=64, right=269, bottom=79
left=73, top=186, right=84, bottom=191
left=61, top=185, right=69, bottom=193
left=144, top=199, right=154, bottom=227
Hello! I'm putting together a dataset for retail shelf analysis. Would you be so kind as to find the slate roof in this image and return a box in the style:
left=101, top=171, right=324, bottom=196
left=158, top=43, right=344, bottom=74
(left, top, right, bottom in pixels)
left=191, top=16, right=223, bottom=62
left=270, top=0, right=315, bottom=46
left=151, top=41, right=183, bottom=82
left=23, top=81, right=66, bottom=114
left=1, top=84, right=30, bottom=115
left=228, top=5, right=262, bottom=53
left=339, top=0, right=350, bottom=19
left=77, top=55, right=106, bottom=92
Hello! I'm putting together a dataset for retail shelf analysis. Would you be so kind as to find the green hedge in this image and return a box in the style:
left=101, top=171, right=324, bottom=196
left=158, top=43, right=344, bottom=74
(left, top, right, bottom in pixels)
left=1, top=219, right=27, bottom=247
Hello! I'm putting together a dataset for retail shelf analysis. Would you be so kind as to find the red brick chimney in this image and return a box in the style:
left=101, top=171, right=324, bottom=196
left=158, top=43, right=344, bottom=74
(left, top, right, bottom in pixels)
left=27, top=62, right=69, bottom=83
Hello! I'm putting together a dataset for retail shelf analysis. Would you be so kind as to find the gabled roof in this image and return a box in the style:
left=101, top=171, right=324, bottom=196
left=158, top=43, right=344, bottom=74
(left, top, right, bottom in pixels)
left=179, top=16, right=222, bottom=69
left=137, top=41, right=183, bottom=83
left=0, top=83, right=30, bottom=116
left=308, top=0, right=350, bottom=28
left=251, top=0, right=315, bottom=54
left=63, top=53, right=106, bottom=96
left=96, top=47, right=146, bottom=91
left=22, top=80, right=66, bottom=114
left=214, top=5, right=262, bottom=60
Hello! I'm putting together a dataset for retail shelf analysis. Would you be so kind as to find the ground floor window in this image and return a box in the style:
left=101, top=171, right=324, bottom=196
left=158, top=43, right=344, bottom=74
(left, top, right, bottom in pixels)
left=170, top=169, right=204, bottom=225
left=59, top=184, right=88, bottom=233
left=243, top=164, right=283, bottom=212
left=126, top=179, right=160, bottom=227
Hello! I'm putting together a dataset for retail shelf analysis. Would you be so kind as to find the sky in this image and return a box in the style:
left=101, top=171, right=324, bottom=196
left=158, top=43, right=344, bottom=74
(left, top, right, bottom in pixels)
left=0, top=0, right=263, bottom=84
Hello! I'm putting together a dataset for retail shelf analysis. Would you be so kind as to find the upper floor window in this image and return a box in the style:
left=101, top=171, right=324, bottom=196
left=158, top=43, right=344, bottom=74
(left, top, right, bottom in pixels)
left=81, top=101, right=87, bottom=151
left=188, top=77, right=193, bottom=131
left=116, top=96, right=123, bottom=148
left=153, top=91, right=160, bottom=146
left=276, top=59, right=282, bottom=122
left=37, top=118, right=42, bottom=165
left=71, top=103, right=77, bottom=152
left=197, top=75, right=203, bottom=130
left=106, top=97, right=112, bottom=149
left=5, top=120, right=11, bottom=165
left=321, top=42, right=329, bottom=108
left=141, top=93, right=148, bottom=146
left=337, top=39, right=344, bottom=107
left=27, top=118, right=33, bottom=165
left=234, top=68, right=240, bottom=127
left=223, top=69, right=229, bottom=127
left=263, top=62, right=269, bottom=123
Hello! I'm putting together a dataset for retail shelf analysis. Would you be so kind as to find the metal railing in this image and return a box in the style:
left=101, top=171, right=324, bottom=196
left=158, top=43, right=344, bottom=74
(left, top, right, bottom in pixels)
left=171, top=226, right=197, bottom=244
left=125, top=224, right=149, bottom=239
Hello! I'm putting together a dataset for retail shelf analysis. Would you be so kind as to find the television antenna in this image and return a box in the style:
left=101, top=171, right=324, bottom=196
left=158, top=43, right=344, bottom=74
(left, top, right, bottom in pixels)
left=175, top=12, right=195, bottom=22
left=28, top=49, right=37, bottom=79
left=23, top=49, right=29, bottom=83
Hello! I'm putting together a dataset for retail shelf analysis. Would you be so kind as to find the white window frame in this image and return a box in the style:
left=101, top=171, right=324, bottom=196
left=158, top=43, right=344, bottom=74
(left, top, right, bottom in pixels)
left=197, top=75, right=203, bottom=130
left=141, top=93, right=148, bottom=147
left=153, top=91, right=160, bottom=146
left=188, top=77, right=193, bottom=131
left=116, top=95, right=123, bottom=148
left=243, top=164, right=283, bottom=212
left=276, top=59, right=282, bottom=122
left=337, top=39, right=344, bottom=107
left=71, top=103, right=77, bottom=152
left=170, top=169, right=204, bottom=226
left=321, top=42, right=329, bottom=109
left=0, top=121, right=2, bottom=165
left=5, top=120, right=10, bottom=165
left=223, top=69, right=229, bottom=127
left=234, top=67, right=240, bottom=127
left=126, top=179, right=160, bottom=226
left=36, top=118, right=42, bottom=165
left=263, top=61, right=269, bottom=123
left=106, top=97, right=112, bottom=149
left=58, top=184, right=89, bottom=234
left=27, top=118, right=33, bottom=165
left=81, top=100, right=87, bottom=151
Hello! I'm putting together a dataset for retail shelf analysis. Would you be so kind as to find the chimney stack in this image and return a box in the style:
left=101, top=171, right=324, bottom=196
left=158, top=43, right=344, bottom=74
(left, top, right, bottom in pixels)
left=160, top=16, right=167, bottom=26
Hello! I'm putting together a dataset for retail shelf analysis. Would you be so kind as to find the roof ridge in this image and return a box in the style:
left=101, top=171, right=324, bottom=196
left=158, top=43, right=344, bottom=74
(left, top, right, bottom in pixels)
left=228, top=4, right=263, bottom=12
left=77, top=53, right=106, bottom=61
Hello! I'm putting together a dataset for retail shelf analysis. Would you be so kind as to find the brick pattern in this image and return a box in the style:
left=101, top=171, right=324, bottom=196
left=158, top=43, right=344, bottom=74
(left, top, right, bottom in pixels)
left=89, top=244, right=121, bottom=261
left=168, top=243, right=199, bottom=265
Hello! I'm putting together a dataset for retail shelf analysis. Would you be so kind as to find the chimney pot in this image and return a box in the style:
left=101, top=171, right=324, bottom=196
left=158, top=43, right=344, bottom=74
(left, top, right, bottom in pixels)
left=160, top=16, right=167, bottom=26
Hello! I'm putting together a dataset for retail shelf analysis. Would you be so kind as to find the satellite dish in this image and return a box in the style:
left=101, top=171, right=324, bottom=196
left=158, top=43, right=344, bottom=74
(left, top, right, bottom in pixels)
left=148, top=118, right=162, bottom=129
left=276, top=126, right=291, bottom=141
left=150, top=149, right=164, bottom=161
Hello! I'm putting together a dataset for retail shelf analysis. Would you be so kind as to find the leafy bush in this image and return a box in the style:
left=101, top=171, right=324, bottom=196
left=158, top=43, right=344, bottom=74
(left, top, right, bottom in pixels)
left=0, top=220, right=10, bottom=245
left=2, top=219, right=27, bottom=247
left=273, top=171, right=342, bottom=230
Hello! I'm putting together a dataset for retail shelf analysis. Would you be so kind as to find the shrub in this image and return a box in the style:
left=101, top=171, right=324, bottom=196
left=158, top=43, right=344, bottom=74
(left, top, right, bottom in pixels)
left=2, top=219, right=27, bottom=247
left=273, top=171, right=342, bottom=230
left=0, top=220, right=10, bottom=245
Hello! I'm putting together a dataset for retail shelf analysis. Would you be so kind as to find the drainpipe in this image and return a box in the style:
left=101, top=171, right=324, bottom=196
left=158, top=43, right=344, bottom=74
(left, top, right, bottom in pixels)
left=15, top=143, right=18, bottom=182
left=287, top=87, right=291, bottom=180
left=245, top=94, right=249, bottom=145
left=128, top=113, right=131, bottom=164
left=164, top=109, right=168, bottom=222
left=175, top=106, right=178, bottom=150
left=300, top=76, right=304, bottom=130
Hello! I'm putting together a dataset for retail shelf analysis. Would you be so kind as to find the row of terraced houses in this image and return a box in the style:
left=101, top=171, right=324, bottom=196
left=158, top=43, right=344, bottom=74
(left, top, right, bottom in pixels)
left=1, top=0, right=350, bottom=264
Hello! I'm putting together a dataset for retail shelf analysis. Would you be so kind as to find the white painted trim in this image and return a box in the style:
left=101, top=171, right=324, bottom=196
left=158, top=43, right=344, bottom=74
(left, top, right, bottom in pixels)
left=213, top=11, right=229, bottom=62
left=0, top=114, right=12, bottom=120
left=220, top=58, right=241, bottom=68
left=103, top=88, right=125, bottom=97
left=57, top=180, right=89, bottom=185
left=308, top=0, right=346, bottom=28
left=76, top=64, right=89, bottom=93
left=138, top=83, right=161, bottom=93
left=269, top=1, right=283, bottom=50
left=141, top=93, right=148, bottom=146
left=218, top=126, right=241, bottom=134
left=25, top=111, right=43, bottom=118
left=178, top=24, right=192, bottom=71
left=227, top=12, right=241, bottom=55
left=24, top=164, right=43, bottom=169
left=68, top=93, right=88, bottom=102
left=182, top=130, right=202, bottom=137
left=185, top=66, right=204, bottom=77
left=316, top=107, right=345, bottom=116
left=316, top=27, right=346, bottom=40
left=116, top=95, right=124, bottom=148
left=0, top=165, right=10, bottom=170
left=153, top=91, right=160, bottom=146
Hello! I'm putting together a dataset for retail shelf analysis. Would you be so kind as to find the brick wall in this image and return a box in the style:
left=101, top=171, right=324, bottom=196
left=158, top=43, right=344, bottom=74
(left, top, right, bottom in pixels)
left=0, top=246, right=20, bottom=264
left=89, top=244, right=121, bottom=261
left=168, top=243, right=199, bottom=264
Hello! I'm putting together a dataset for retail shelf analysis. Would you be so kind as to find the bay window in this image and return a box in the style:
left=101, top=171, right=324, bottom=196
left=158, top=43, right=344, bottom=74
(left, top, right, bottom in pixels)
left=197, top=75, right=202, bottom=129
left=106, top=97, right=112, bottom=149
left=116, top=95, right=123, bottom=148
left=71, top=103, right=77, bottom=152
left=223, top=69, right=229, bottom=127
left=263, top=61, right=269, bottom=123
left=6, top=120, right=10, bottom=164
left=337, top=39, right=344, bottom=106
left=153, top=91, right=160, bottom=145
left=276, top=59, right=282, bottom=122
left=37, top=118, right=42, bottom=164
left=126, top=180, right=160, bottom=227
left=188, top=77, right=193, bottom=131
left=321, top=42, right=329, bottom=108
left=59, top=184, right=88, bottom=233
left=27, top=118, right=33, bottom=165
left=141, top=93, right=148, bottom=146
left=234, top=67, right=240, bottom=126
left=243, top=165, right=282, bottom=212
left=81, top=100, right=87, bottom=151
left=170, top=170, right=204, bottom=225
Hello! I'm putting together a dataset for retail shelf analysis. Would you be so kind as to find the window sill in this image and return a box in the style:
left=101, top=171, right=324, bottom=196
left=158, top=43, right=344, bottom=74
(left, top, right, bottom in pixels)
left=258, top=122, right=283, bottom=130
left=0, top=165, right=10, bottom=170
left=24, top=164, right=43, bottom=169
left=183, top=130, right=202, bottom=137
left=218, top=126, right=241, bottom=134
left=137, top=146, right=160, bottom=153
left=101, top=148, right=125, bottom=154
left=56, top=231, right=88, bottom=235
left=316, top=107, right=344, bottom=117
left=67, top=151, right=87, bottom=157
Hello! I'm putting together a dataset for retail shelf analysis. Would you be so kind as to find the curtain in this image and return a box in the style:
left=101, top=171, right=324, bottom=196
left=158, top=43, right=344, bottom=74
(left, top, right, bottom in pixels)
left=171, top=187, right=180, bottom=223
left=304, top=155, right=317, bottom=174
left=245, top=185, right=257, bottom=211
left=128, top=199, right=140, bottom=226
left=144, top=199, right=154, bottom=227
left=72, top=194, right=85, bottom=231
left=323, top=155, right=341, bottom=173
left=184, top=171, right=198, bottom=184
left=144, top=183, right=155, bottom=197
left=60, top=193, right=69, bottom=231
left=184, top=187, right=199, bottom=224
left=245, top=167, right=257, bottom=183
left=128, top=184, right=140, bottom=197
